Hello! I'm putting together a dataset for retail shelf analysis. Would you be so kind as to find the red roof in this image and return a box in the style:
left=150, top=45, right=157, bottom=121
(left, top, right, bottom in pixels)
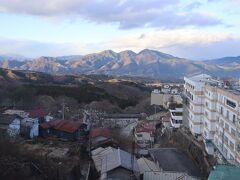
left=29, top=108, right=47, bottom=118
left=135, top=122, right=155, bottom=133
left=40, top=122, right=51, bottom=129
left=90, top=128, right=111, bottom=138
left=40, top=120, right=82, bottom=133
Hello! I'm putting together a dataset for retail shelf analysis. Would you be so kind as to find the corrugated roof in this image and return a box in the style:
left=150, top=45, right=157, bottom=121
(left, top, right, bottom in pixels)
left=101, top=148, right=139, bottom=173
left=90, top=128, right=111, bottom=138
left=208, top=165, right=240, bottom=180
left=137, top=158, right=160, bottom=174
left=143, top=171, right=199, bottom=180
left=91, top=147, right=116, bottom=172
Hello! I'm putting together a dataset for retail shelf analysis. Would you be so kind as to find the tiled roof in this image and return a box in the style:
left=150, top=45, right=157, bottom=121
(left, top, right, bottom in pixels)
left=136, top=122, right=155, bottom=133
left=40, top=120, right=82, bottom=133
left=29, top=108, right=47, bottom=118
left=90, top=128, right=111, bottom=138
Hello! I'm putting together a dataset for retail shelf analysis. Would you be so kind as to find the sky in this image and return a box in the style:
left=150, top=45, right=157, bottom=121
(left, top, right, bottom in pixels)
left=0, top=0, right=240, bottom=59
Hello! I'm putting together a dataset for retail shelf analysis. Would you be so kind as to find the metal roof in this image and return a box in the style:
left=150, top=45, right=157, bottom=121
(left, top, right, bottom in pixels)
left=137, top=158, right=160, bottom=174
left=143, top=171, right=199, bottom=180
left=101, top=148, right=139, bottom=173
left=91, top=147, right=116, bottom=172
left=208, top=165, right=240, bottom=180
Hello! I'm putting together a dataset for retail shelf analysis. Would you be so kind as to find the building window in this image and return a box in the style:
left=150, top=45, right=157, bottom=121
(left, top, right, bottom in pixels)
left=230, top=141, right=234, bottom=151
left=220, top=119, right=224, bottom=126
left=225, top=123, right=229, bottom=131
left=233, top=114, right=236, bottom=123
left=205, top=111, right=208, bottom=117
left=220, top=107, right=223, bottom=115
left=205, top=102, right=208, bottom=107
left=224, top=135, right=228, bottom=144
left=231, top=128, right=236, bottom=137
left=223, top=147, right=227, bottom=156
left=226, top=99, right=236, bottom=108
left=226, top=110, right=229, bottom=119
left=205, top=122, right=208, bottom=127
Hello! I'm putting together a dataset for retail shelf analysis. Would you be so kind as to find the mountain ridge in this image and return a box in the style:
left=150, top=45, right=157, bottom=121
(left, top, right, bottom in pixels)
left=1, top=49, right=240, bottom=79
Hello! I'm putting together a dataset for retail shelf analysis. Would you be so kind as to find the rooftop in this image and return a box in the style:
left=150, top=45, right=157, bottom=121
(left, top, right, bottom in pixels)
left=29, top=108, right=47, bottom=118
left=208, top=165, right=240, bottom=180
left=137, top=157, right=160, bottom=174
left=135, top=122, right=155, bottom=133
left=91, top=147, right=116, bottom=172
left=90, top=128, right=111, bottom=138
left=104, top=113, right=144, bottom=119
left=101, top=148, right=139, bottom=173
left=144, top=171, right=199, bottom=180
left=40, top=120, right=83, bottom=133
left=149, top=148, right=202, bottom=177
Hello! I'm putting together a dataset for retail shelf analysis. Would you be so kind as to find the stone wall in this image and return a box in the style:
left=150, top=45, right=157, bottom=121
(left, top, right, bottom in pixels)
left=165, top=128, right=217, bottom=178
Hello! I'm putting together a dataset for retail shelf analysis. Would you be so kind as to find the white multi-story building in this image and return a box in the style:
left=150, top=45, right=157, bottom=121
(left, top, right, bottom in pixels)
left=183, top=74, right=240, bottom=164
left=169, top=105, right=183, bottom=128
left=183, top=74, right=219, bottom=135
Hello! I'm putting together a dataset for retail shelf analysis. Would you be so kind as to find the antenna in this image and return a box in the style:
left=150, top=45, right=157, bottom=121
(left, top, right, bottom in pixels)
left=131, top=128, right=135, bottom=180
left=62, top=100, right=65, bottom=120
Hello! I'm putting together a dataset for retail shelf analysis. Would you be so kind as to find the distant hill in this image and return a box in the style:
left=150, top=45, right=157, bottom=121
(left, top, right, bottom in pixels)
left=1, top=49, right=240, bottom=79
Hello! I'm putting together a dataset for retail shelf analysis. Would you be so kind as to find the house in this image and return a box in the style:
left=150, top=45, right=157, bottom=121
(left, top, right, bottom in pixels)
left=169, top=104, right=183, bottom=128
left=137, top=157, right=160, bottom=179
left=103, top=113, right=145, bottom=128
left=91, top=147, right=117, bottom=172
left=3, top=109, right=28, bottom=118
left=0, top=114, right=23, bottom=137
left=20, top=118, right=39, bottom=139
left=39, top=120, right=88, bottom=141
left=8, top=118, right=21, bottom=137
left=28, top=108, right=47, bottom=123
left=161, top=115, right=171, bottom=128
left=96, top=148, right=139, bottom=180
left=135, top=122, right=155, bottom=152
left=90, top=127, right=117, bottom=150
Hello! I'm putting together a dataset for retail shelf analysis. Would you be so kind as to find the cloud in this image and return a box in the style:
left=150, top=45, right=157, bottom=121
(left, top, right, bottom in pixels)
left=1, top=30, right=240, bottom=59
left=0, top=0, right=222, bottom=29
left=184, top=2, right=202, bottom=10
left=104, top=30, right=240, bottom=59
left=0, top=38, right=84, bottom=57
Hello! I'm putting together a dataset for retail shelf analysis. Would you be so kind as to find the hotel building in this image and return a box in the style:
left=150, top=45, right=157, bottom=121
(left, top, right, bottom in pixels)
left=183, top=74, right=240, bottom=164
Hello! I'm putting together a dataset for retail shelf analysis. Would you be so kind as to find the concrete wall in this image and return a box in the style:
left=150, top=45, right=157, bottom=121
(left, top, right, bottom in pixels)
left=166, top=128, right=216, bottom=178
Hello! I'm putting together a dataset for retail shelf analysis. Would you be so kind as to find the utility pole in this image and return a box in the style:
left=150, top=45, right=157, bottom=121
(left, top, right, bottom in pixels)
left=62, top=100, right=65, bottom=120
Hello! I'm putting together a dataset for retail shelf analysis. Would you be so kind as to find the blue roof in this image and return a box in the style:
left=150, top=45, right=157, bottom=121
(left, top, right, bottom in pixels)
left=208, top=165, right=240, bottom=180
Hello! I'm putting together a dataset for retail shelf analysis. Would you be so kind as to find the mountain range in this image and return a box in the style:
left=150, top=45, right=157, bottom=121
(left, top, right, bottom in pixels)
left=1, top=49, right=240, bottom=80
